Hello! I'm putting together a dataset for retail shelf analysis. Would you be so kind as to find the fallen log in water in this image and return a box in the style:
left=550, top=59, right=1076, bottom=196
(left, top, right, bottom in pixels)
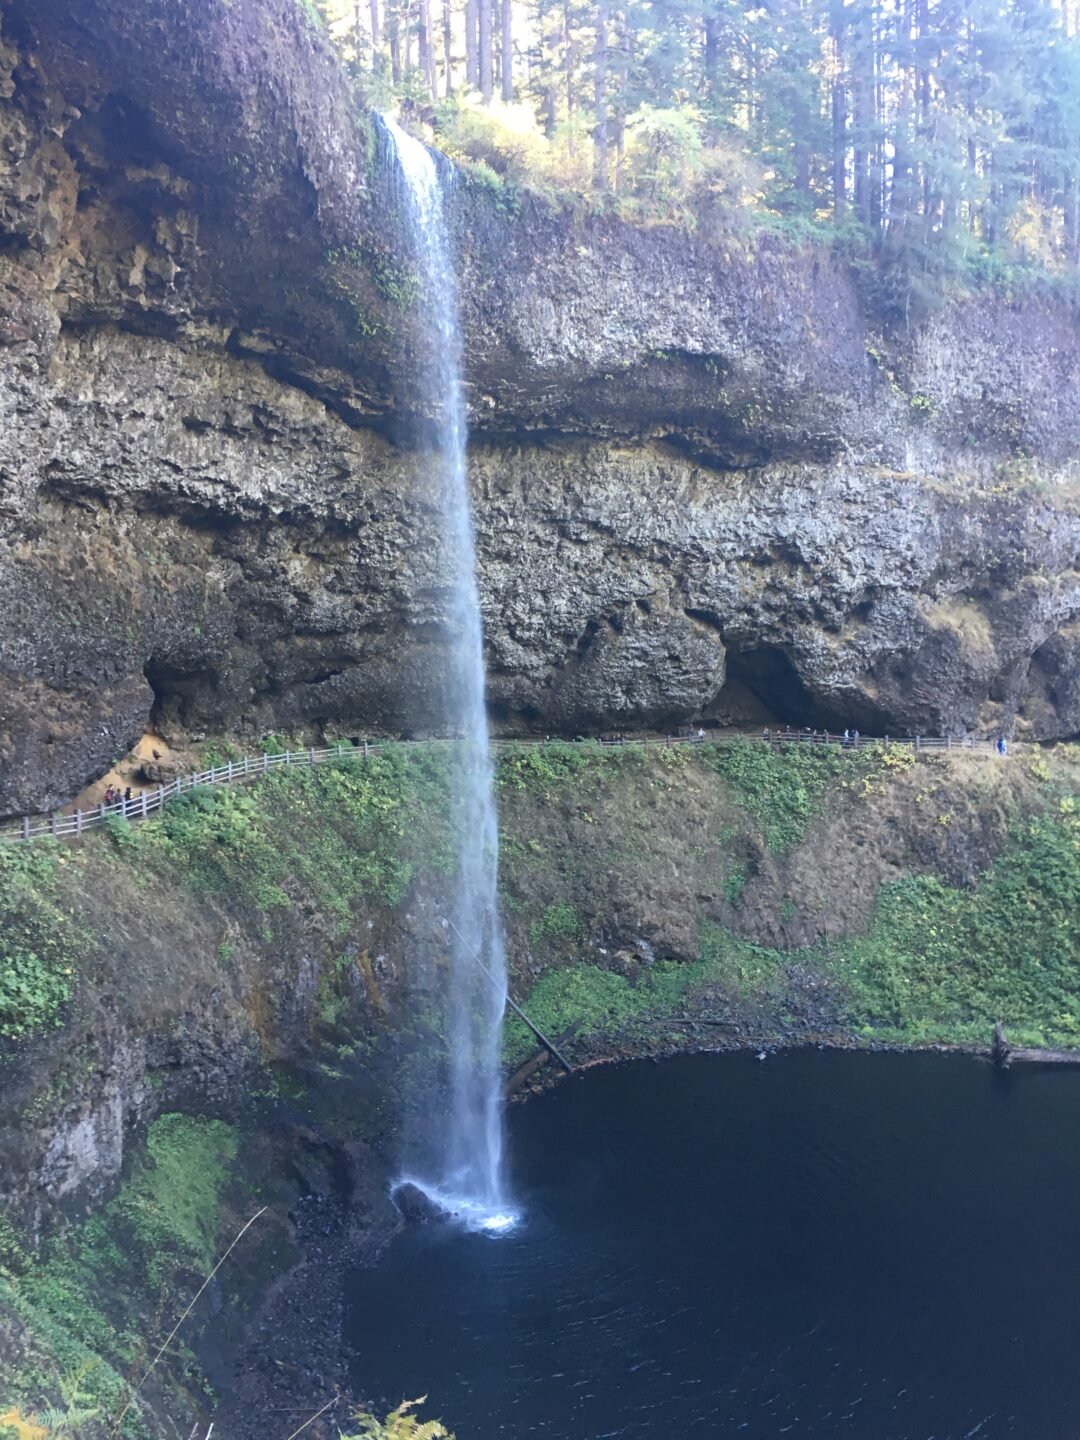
left=506, top=1022, right=581, bottom=1094
left=992, top=1020, right=1080, bottom=1069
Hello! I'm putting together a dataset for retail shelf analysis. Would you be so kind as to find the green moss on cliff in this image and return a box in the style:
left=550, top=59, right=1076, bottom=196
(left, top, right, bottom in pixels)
left=115, top=746, right=458, bottom=941
left=699, top=739, right=915, bottom=852
left=838, top=806, right=1080, bottom=1047
left=0, top=848, right=82, bottom=1040
left=2, top=1115, right=238, bottom=1437
left=504, top=777, right=1080, bottom=1059
left=504, top=926, right=786, bottom=1066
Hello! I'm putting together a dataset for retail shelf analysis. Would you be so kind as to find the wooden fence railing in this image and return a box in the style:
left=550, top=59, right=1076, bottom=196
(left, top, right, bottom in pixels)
left=0, top=730, right=1002, bottom=846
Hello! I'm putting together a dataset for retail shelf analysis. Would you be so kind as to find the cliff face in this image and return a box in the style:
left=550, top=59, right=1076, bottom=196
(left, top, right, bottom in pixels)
left=2, top=0, right=1080, bottom=816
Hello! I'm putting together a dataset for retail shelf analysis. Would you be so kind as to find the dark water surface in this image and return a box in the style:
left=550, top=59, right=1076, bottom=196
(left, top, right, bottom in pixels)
left=345, top=1050, right=1080, bottom=1438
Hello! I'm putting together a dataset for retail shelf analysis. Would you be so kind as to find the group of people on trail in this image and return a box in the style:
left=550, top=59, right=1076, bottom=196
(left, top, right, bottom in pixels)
left=103, top=783, right=133, bottom=811
left=763, top=726, right=858, bottom=745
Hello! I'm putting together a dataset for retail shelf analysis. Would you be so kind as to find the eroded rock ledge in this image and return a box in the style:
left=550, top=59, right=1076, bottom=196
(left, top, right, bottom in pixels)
left=2, top=0, right=1080, bottom=814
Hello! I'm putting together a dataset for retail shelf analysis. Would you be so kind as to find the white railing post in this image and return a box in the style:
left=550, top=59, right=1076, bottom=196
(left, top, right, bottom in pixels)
left=227, top=760, right=234, bottom=781
left=363, top=739, right=369, bottom=759
left=22, top=816, right=29, bottom=841
left=141, top=790, right=148, bottom=817
left=263, top=752, right=269, bottom=772
left=285, top=750, right=292, bottom=766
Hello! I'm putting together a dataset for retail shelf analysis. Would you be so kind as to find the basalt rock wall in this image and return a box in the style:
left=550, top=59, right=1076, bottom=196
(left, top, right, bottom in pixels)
left=2, top=0, right=1080, bottom=815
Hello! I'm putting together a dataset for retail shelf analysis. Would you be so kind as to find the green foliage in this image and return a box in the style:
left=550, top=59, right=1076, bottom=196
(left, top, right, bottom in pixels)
left=100, top=814, right=139, bottom=852
left=2, top=1115, right=237, bottom=1436
left=723, top=864, right=746, bottom=905
left=836, top=809, right=1080, bottom=1047
left=496, top=741, right=609, bottom=794
left=528, top=903, right=584, bottom=947
left=0, top=847, right=81, bottom=1040
left=622, top=103, right=705, bottom=210
left=346, top=0, right=1080, bottom=301
left=701, top=740, right=882, bottom=853
left=505, top=929, right=785, bottom=1065
left=200, top=741, right=239, bottom=768
left=341, top=1398, right=453, bottom=1440
left=128, top=747, right=460, bottom=923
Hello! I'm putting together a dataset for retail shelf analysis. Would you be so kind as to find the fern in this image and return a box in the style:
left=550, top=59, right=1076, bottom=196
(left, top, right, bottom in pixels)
left=342, top=1397, right=453, bottom=1440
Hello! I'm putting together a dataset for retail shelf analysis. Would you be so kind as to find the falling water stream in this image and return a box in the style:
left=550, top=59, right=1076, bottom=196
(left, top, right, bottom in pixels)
left=382, top=117, right=514, bottom=1232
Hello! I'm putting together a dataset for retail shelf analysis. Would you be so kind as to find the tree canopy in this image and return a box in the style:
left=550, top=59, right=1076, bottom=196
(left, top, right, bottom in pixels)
left=311, top=0, right=1080, bottom=306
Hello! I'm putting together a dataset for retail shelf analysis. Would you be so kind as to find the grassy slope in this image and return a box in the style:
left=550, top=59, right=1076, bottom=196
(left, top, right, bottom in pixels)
left=4, top=740, right=1080, bottom=1058
left=494, top=741, right=1080, bottom=1058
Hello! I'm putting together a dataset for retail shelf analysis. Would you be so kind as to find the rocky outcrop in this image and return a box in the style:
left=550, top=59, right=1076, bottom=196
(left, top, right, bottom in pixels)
left=2, top=0, right=1080, bottom=814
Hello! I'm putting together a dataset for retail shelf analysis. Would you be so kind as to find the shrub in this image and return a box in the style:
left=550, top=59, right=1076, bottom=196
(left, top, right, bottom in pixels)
left=0, top=847, right=81, bottom=1041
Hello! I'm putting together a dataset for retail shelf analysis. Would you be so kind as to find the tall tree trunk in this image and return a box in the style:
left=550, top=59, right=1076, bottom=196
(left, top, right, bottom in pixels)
left=354, top=0, right=367, bottom=68
left=703, top=10, right=719, bottom=138
left=542, top=2, right=559, bottom=139
left=916, top=0, right=930, bottom=221
left=869, top=0, right=884, bottom=230
left=370, top=0, right=382, bottom=58
left=851, top=0, right=871, bottom=224
left=466, top=0, right=479, bottom=87
left=388, top=0, right=402, bottom=83
left=611, top=4, right=630, bottom=187
left=830, top=0, right=846, bottom=216
left=501, top=0, right=514, bottom=99
left=479, top=0, right=494, bottom=101
left=593, top=1, right=609, bottom=188
left=564, top=0, right=577, bottom=155
left=418, top=0, right=436, bottom=95
left=443, top=0, right=453, bottom=93
left=889, top=0, right=915, bottom=239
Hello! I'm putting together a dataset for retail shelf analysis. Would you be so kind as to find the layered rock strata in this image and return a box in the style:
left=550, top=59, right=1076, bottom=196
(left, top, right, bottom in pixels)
left=2, top=0, right=1080, bottom=814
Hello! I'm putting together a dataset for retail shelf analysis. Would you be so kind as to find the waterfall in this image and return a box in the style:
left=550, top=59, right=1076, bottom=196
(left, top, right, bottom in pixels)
left=382, top=116, right=515, bottom=1233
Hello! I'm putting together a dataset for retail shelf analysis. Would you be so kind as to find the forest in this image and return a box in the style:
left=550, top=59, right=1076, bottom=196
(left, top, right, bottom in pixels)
left=310, top=0, right=1080, bottom=313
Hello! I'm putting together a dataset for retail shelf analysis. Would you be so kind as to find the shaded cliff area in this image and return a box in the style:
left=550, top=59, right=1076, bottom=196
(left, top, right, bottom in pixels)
left=3, top=741, right=1080, bottom=1434
left=3, top=0, right=1080, bottom=817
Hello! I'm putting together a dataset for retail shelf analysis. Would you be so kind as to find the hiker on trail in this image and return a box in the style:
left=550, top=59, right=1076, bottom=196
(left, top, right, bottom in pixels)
left=124, top=786, right=133, bottom=808
left=104, top=785, right=115, bottom=806
left=852, top=728, right=860, bottom=744
left=997, top=735, right=1008, bottom=756
left=843, top=728, right=851, bottom=746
